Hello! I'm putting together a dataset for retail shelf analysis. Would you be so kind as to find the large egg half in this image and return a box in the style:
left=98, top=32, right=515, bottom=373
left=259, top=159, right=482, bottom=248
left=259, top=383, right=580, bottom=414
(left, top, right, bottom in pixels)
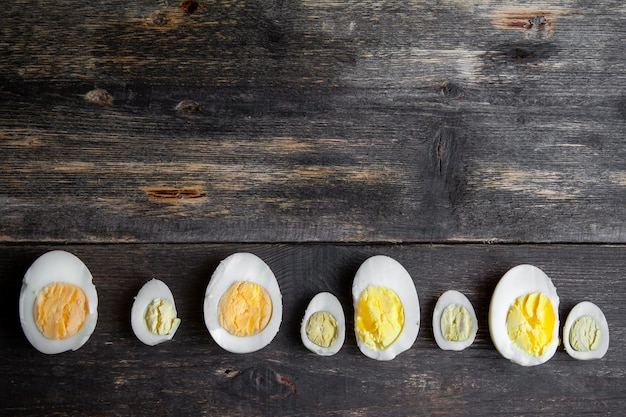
left=19, top=251, right=98, bottom=354
left=563, top=301, right=609, bottom=360
left=131, top=279, right=181, bottom=346
left=489, top=264, right=559, bottom=366
left=352, top=255, right=420, bottom=361
left=300, top=292, right=346, bottom=356
left=432, top=290, right=478, bottom=351
left=204, top=253, right=282, bottom=353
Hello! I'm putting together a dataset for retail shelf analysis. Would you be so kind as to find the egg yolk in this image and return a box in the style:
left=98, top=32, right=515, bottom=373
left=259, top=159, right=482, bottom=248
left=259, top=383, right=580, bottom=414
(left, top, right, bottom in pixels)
left=506, top=292, right=555, bottom=356
left=34, top=282, right=88, bottom=340
left=441, top=304, right=472, bottom=342
left=570, top=316, right=600, bottom=352
left=355, top=285, right=404, bottom=350
left=218, top=281, right=272, bottom=337
left=144, top=298, right=180, bottom=336
left=306, top=311, right=338, bottom=348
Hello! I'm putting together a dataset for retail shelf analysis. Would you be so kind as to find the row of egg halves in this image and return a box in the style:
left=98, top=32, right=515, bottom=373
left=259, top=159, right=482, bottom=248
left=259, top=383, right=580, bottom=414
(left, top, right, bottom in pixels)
left=18, top=250, right=609, bottom=365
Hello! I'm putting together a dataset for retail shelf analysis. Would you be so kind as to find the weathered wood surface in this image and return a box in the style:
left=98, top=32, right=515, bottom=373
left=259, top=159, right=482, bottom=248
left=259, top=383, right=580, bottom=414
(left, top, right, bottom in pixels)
left=1, top=0, right=625, bottom=415
left=1, top=0, right=624, bottom=243
left=1, top=244, right=625, bottom=416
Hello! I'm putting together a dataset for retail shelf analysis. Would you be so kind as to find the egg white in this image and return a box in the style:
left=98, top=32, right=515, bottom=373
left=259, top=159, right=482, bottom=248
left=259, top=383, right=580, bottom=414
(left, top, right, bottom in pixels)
left=18, top=250, right=98, bottom=354
left=352, top=255, right=420, bottom=361
left=300, top=292, right=346, bottom=356
left=489, top=264, right=559, bottom=366
left=432, top=290, right=477, bottom=351
left=203, top=252, right=282, bottom=354
left=131, top=279, right=181, bottom=346
left=563, top=301, right=609, bottom=360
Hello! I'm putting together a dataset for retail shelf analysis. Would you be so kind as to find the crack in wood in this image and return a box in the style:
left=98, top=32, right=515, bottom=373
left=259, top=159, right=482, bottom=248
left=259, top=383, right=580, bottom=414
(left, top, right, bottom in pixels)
left=143, top=186, right=207, bottom=202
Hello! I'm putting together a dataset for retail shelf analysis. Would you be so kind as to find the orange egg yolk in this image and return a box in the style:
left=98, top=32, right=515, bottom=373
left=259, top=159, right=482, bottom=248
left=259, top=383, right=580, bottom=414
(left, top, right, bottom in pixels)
left=34, top=282, right=88, bottom=340
left=218, top=281, right=272, bottom=336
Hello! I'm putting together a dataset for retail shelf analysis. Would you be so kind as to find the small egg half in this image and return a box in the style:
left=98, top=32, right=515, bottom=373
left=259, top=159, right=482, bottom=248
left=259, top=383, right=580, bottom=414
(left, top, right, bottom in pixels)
left=300, top=292, right=346, bottom=356
left=131, top=279, right=181, bottom=346
left=19, top=250, right=98, bottom=354
left=489, top=264, right=560, bottom=366
left=204, top=252, right=282, bottom=353
left=352, top=255, right=420, bottom=361
left=432, top=290, right=478, bottom=351
left=563, top=301, right=609, bottom=360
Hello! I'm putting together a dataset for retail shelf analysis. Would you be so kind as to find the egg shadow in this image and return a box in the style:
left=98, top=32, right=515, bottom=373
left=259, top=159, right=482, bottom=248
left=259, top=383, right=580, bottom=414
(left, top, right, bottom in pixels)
left=0, top=249, right=41, bottom=350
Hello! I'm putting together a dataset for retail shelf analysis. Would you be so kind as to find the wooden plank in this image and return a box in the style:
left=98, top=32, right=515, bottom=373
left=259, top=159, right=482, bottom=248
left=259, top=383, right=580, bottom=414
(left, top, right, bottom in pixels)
left=1, top=243, right=624, bottom=416
left=1, top=1, right=625, bottom=243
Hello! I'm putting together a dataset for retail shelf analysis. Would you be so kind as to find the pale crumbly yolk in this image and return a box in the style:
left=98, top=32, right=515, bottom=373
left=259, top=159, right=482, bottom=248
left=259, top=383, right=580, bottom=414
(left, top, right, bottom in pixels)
left=34, top=282, right=88, bottom=340
left=218, top=281, right=272, bottom=336
left=441, top=304, right=472, bottom=342
left=306, top=311, right=338, bottom=348
left=355, top=285, right=404, bottom=350
left=570, top=316, right=600, bottom=352
left=506, top=292, right=555, bottom=356
left=144, top=298, right=180, bottom=336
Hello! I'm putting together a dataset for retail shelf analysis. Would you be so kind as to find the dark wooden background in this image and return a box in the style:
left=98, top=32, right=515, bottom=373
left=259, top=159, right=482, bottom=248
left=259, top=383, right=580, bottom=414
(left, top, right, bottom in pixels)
left=1, top=0, right=624, bottom=415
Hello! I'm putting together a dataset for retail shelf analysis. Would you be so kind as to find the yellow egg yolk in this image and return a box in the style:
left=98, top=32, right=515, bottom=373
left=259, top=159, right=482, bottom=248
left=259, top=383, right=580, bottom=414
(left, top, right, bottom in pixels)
left=355, top=285, right=404, bottom=350
left=34, top=282, right=88, bottom=340
left=506, top=292, right=555, bottom=356
left=570, top=316, right=600, bottom=352
left=441, top=304, right=472, bottom=342
left=144, top=298, right=180, bottom=336
left=218, top=281, right=272, bottom=336
left=306, top=311, right=338, bottom=348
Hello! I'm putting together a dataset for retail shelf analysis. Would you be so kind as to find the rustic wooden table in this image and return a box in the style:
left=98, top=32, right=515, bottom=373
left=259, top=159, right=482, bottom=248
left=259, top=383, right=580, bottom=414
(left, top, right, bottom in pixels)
left=1, top=0, right=624, bottom=415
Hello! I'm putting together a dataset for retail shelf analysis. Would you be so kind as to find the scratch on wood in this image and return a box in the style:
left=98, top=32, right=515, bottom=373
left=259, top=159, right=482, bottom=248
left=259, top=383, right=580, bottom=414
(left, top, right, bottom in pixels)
left=610, top=173, right=626, bottom=187
left=52, top=162, right=94, bottom=173
left=143, top=185, right=207, bottom=202
left=475, top=163, right=580, bottom=200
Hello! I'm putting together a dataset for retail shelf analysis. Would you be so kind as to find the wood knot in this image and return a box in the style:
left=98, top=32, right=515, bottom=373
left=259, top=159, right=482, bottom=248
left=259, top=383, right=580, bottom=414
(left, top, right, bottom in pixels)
left=176, top=100, right=203, bottom=114
left=439, top=81, right=464, bottom=99
left=151, top=12, right=170, bottom=26
left=527, top=15, right=547, bottom=28
left=508, top=46, right=534, bottom=60
left=84, top=88, right=113, bottom=105
left=491, top=8, right=556, bottom=39
left=181, top=0, right=204, bottom=14
left=228, top=366, right=297, bottom=402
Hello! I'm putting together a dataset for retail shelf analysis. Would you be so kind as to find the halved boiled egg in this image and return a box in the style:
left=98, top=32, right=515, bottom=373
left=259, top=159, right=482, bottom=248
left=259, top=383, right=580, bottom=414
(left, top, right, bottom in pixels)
left=204, top=253, right=282, bottom=353
left=300, top=292, right=345, bottom=356
left=131, top=279, right=181, bottom=346
left=352, top=255, right=420, bottom=361
left=432, top=290, right=477, bottom=351
left=563, top=301, right=609, bottom=360
left=19, top=251, right=98, bottom=354
left=489, top=264, right=559, bottom=366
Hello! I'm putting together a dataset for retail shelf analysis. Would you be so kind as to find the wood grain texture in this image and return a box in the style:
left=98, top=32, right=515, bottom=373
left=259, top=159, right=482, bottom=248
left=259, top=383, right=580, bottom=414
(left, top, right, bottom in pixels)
left=1, top=244, right=625, bottom=416
left=1, top=2, right=625, bottom=414
left=1, top=0, right=625, bottom=243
